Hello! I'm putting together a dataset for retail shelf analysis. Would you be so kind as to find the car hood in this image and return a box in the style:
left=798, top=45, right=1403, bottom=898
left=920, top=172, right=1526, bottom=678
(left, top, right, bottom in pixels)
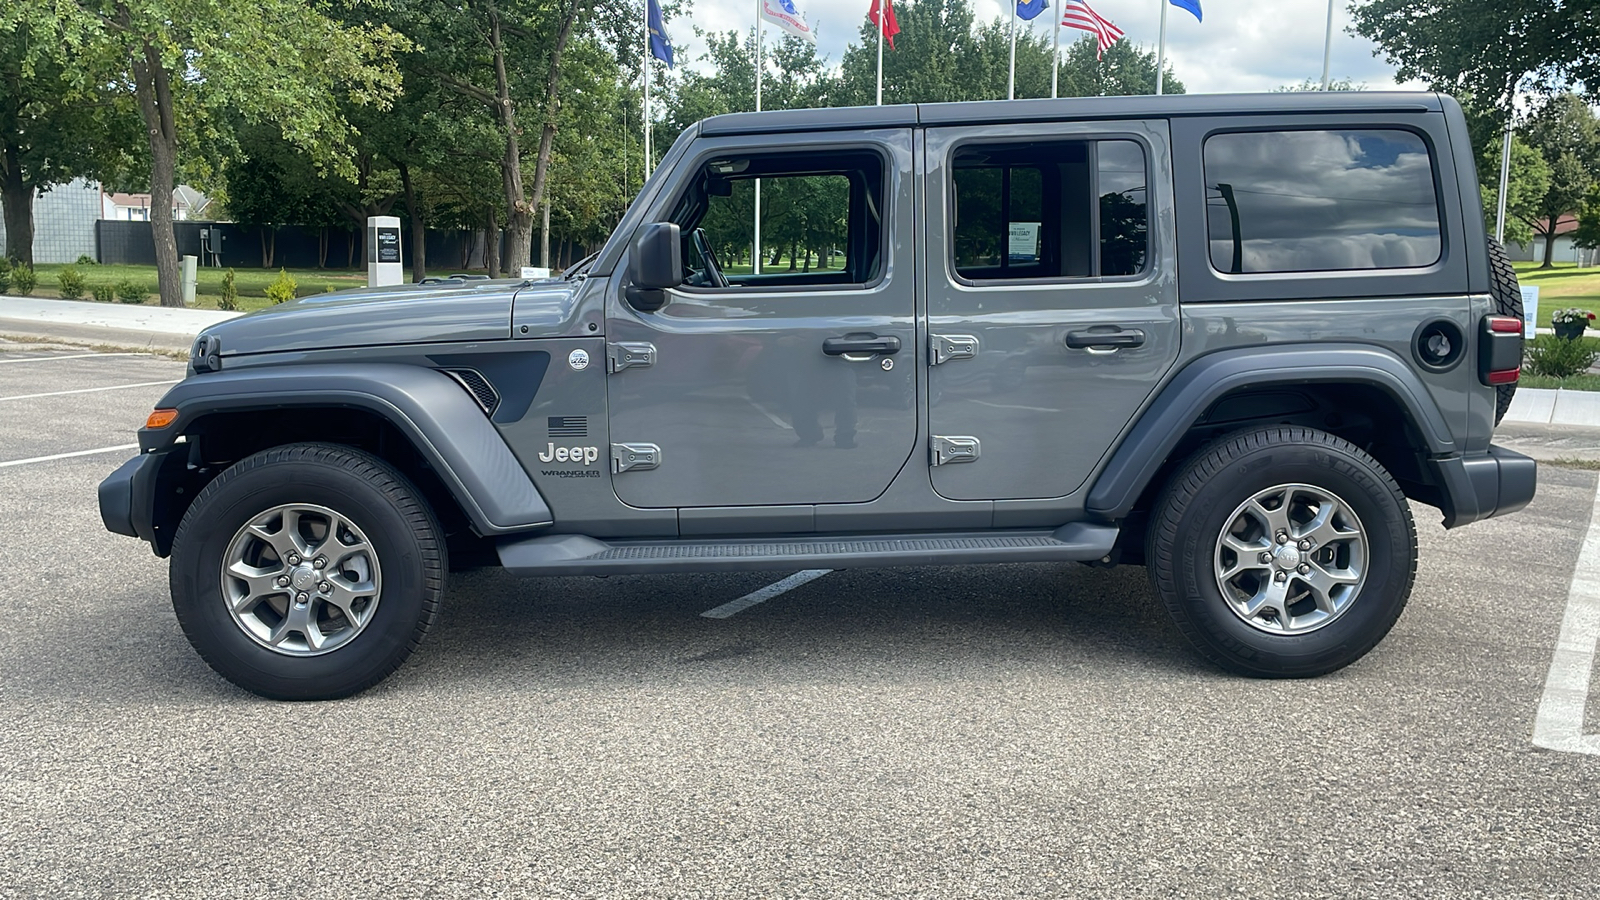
left=202, top=279, right=579, bottom=357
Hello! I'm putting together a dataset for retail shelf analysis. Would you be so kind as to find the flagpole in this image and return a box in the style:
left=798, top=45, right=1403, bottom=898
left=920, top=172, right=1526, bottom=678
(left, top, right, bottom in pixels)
left=754, top=3, right=763, bottom=274
left=1051, top=0, right=1061, bottom=98
left=1495, top=123, right=1512, bottom=244
left=643, top=2, right=652, bottom=178
left=876, top=4, right=885, bottom=105
left=1320, top=0, right=1334, bottom=90
left=1008, top=4, right=1017, bottom=100
left=1155, top=0, right=1168, bottom=95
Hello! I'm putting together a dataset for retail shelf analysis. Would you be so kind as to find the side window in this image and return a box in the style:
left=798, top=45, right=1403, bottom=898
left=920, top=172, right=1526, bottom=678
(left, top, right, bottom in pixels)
left=672, top=149, right=884, bottom=289
left=951, top=139, right=1148, bottom=282
left=1203, top=129, right=1442, bottom=274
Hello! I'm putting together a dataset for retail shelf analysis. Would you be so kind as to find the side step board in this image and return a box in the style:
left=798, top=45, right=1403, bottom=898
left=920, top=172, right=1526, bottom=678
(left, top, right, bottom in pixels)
left=495, top=523, right=1119, bottom=577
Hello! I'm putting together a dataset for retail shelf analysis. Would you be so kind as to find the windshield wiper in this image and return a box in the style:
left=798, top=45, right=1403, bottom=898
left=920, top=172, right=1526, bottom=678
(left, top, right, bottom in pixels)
left=564, top=251, right=601, bottom=280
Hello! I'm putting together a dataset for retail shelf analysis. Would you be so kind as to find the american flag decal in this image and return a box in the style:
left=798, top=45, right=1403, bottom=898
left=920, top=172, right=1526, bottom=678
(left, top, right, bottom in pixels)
left=548, top=416, right=588, bottom=438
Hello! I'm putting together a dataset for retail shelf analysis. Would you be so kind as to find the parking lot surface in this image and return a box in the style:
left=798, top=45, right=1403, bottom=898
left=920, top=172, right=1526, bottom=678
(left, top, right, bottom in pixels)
left=1, top=340, right=1598, bottom=898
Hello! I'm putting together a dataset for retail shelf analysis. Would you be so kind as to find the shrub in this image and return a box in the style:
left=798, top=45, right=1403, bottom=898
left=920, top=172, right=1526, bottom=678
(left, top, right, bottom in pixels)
left=265, top=267, right=297, bottom=304
left=0, top=259, right=10, bottom=294
left=10, top=264, right=36, bottom=296
left=75, top=253, right=96, bottom=266
left=57, top=265, right=86, bottom=300
left=91, top=283, right=115, bottom=303
left=113, top=279, right=150, bottom=304
left=1524, top=334, right=1600, bottom=378
left=217, top=267, right=239, bottom=311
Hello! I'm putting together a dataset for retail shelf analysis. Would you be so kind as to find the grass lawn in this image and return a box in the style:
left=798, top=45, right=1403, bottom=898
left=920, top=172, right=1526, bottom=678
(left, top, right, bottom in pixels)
left=13, top=263, right=496, bottom=313
left=1514, top=261, right=1600, bottom=322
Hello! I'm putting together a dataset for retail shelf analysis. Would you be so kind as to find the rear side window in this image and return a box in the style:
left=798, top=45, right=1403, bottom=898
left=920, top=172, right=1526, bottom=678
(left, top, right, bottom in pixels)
left=951, top=139, right=1148, bottom=281
left=1203, top=129, right=1442, bottom=274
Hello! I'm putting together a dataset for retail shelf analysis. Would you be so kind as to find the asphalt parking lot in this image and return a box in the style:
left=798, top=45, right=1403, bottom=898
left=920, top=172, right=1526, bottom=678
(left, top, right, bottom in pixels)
left=1, top=339, right=1598, bottom=898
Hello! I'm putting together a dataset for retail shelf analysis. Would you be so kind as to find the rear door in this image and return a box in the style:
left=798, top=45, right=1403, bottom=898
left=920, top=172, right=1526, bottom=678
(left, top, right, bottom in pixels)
left=604, top=129, right=918, bottom=509
left=922, top=120, right=1180, bottom=501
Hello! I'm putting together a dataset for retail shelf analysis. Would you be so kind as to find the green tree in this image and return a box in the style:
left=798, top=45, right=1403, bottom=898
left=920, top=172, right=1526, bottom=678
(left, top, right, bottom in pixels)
left=1481, top=135, right=1551, bottom=247
left=1573, top=185, right=1600, bottom=262
left=0, top=25, right=139, bottom=265
left=1519, top=93, right=1600, bottom=267
left=1351, top=0, right=1600, bottom=103
left=2, top=1, right=405, bottom=306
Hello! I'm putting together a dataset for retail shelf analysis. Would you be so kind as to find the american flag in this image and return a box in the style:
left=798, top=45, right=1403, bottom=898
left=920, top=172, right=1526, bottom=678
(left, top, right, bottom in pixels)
left=1062, top=0, right=1125, bottom=59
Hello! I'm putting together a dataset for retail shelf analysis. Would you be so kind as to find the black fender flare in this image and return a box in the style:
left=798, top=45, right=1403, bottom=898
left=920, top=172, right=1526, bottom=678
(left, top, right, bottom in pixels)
left=142, top=363, right=552, bottom=535
left=1086, top=343, right=1457, bottom=520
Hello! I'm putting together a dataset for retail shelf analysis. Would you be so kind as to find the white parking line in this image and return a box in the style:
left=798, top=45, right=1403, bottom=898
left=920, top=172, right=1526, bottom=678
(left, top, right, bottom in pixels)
left=0, top=444, right=139, bottom=469
left=0, top=352, right=139, bottom=365
left=701, top=569, right=833, bottom=619
left=1533, top=475, right=1600, bottom=756
left=0, top=380, right=177, bottom=402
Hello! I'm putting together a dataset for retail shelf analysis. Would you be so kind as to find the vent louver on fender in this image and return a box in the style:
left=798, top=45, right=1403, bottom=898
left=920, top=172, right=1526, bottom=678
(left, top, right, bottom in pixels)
left=442, top=368, right=500, bottom=416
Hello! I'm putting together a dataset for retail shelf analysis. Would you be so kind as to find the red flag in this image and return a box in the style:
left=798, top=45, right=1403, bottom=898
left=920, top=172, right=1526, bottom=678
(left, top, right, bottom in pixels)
left=869, top=0, right=900, bottom=49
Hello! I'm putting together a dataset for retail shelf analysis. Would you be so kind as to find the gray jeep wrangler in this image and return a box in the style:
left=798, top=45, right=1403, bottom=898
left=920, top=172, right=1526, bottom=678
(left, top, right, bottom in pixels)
left=100, top=92, right=1535, bottom=699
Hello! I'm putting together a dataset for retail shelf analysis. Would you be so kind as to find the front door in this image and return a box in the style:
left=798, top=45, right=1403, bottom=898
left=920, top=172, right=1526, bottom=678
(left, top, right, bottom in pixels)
left=605, top=130, right=918, bottom=509
left=923, top=120, right=1181, bottom=501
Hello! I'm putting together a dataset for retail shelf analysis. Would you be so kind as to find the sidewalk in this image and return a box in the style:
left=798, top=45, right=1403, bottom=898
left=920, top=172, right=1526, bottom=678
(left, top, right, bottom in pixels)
left=0, top=296, right=239, bottom=353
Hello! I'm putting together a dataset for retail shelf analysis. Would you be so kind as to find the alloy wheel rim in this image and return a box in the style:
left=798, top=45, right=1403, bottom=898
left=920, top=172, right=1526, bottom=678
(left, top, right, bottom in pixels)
left=220, top=503, right=382, bottom=657
left=1212, top=483, right=1367, bottom=635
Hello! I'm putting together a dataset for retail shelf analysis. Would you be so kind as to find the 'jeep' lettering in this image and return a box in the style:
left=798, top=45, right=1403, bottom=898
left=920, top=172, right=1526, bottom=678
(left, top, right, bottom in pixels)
left=539, top=443, right=600, bottom=466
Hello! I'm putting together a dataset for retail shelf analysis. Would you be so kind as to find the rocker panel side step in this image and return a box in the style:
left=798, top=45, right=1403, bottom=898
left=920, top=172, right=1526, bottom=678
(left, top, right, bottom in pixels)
left=495, top=523, right=1118, bottom=576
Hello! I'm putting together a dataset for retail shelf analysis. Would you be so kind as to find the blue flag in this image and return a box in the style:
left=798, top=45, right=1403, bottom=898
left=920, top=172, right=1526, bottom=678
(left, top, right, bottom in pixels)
left=1170, top=0, right=1202, bottom=22
left=647, top=0, right=673, bottom=67
left=1016, top=0, right=1049, bottom=20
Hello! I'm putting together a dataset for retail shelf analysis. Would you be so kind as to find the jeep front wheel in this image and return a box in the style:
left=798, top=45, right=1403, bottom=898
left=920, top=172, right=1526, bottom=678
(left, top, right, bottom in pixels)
left=170, top=443, right=446, bottom=699
left=1147, top=426, right=1417, bottom=677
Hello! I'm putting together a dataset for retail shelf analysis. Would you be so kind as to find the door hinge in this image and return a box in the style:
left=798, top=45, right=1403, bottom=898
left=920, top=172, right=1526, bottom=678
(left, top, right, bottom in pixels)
left=611, top=442, right=661, bottom=474
left=930, top=334, right=978, bottom=365
left=607, top=341, right=657, bottom=373
left=930, top=436, right=981, bottom=466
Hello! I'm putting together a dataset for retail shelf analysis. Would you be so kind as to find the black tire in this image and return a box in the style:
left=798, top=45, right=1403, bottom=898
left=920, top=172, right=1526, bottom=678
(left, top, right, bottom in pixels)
left=1146, top=426, right=1417, bottom=678
left=1487, top=238, right=1523, bottom=425
left=170, top=443, right=446, bottom=700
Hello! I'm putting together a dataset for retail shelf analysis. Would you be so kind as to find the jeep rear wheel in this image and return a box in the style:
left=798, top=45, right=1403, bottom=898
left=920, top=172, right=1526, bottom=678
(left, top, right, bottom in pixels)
left=170, top=443, right=445, bottom=700
left=1147, top=426, right=1417, bottom=677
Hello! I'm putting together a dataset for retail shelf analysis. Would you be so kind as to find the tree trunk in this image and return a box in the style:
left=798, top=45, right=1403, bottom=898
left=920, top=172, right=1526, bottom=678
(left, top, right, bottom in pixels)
left=486, top=11, right=533, bottom=276
left=523, top=2, right=581, bottom=278
left=1, top=144, right=34, bottom=266
left=484, top=212, right=500, bottom=276
left=400, top=163, right=426, bottom=283
left=460, top=231, right=471, bottom=269
left=259, top=226, right=275, bottom=268
left=130, top=39, right=183, bottom=307
left=318, top=227, right=329, bottom=268
left=540, top=200, right=550, bottom=270
left=346, top=230, right=357, bottom=269
left=1542, top=216, right=1559, bottom=268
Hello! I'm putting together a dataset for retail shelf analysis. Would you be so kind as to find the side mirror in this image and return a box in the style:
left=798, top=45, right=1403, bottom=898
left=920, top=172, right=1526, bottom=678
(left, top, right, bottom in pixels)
left=625, top=222, right=682, bottom=312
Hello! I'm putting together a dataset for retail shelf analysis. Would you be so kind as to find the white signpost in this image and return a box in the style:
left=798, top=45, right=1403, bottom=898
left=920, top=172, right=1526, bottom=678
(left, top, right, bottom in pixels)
left=367, top=215, right=403, bottom=287
left=1522, top=285, right=1540, bottom=339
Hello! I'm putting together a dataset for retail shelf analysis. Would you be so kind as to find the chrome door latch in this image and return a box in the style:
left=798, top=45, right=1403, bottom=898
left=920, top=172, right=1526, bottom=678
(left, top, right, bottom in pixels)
left=611, top=443, right=661, bottom=474
left=607, top=342, right=657, bottom=373
left=930, top=334, right=978, bottom=365
left=930, top=436, right=981, bottom=466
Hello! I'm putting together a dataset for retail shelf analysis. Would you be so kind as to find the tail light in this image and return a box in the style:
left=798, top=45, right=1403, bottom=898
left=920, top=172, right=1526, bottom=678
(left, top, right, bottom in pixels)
left=1479, top=315, right=1524, bottom=386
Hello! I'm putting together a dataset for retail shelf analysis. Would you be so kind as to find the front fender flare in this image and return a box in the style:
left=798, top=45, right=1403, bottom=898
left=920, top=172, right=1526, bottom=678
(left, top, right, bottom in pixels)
left=142, top=363, right=552, bottom=535
left=1086, top=343, right=1457, bottom=520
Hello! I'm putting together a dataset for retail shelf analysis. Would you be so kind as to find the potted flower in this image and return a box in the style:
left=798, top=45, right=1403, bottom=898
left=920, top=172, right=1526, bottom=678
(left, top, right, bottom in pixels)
left=1552, top=308, right=1596, bottom=341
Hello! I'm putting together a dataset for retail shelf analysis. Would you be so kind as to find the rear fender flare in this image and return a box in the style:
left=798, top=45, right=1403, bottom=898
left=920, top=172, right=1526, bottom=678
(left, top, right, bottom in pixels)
left=1086, top=343, right=1457, bottom=520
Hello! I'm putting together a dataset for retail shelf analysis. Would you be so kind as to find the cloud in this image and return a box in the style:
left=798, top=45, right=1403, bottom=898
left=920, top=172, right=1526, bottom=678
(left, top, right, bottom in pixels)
left=666, top=0, right=1428, bottom=94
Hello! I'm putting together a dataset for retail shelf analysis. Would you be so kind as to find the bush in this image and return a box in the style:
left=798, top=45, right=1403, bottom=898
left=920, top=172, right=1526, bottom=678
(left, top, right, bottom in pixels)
left=265, top=268, right=297, bottom=304
left=91, top=283, right=115, bottom=303
left=57, top=266, right=86, bottom=300
left=1524, top=334, right=1600, bottom=378
left=113, top=279, right=150, bottom=304
left=0, top=259, right=10, bottom=294
left=75, top=253, right=96, bottom=266
left=10, top=263, right=36, bottom=296
left=217, top=267, right=239, bottom=311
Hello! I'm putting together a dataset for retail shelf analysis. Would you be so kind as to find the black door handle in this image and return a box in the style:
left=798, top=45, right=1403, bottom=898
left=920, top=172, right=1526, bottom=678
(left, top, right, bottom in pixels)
left=823, top=333, right=902, bottom=356
left=1065, top=326, right=1146, bottom=350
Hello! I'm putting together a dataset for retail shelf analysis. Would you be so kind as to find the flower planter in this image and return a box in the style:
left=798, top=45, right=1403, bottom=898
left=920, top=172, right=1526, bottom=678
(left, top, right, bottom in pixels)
left=1555, top=322, right=1588, bottom=341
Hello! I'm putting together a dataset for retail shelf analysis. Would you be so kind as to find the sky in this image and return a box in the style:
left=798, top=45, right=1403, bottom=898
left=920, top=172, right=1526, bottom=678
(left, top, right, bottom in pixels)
left=668, top=0, right=1429, bottom=95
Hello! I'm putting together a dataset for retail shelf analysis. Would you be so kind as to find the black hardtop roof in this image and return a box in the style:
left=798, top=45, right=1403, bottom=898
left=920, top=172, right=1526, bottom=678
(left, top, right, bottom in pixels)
left=699, top=92, right=1446, bottom=136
